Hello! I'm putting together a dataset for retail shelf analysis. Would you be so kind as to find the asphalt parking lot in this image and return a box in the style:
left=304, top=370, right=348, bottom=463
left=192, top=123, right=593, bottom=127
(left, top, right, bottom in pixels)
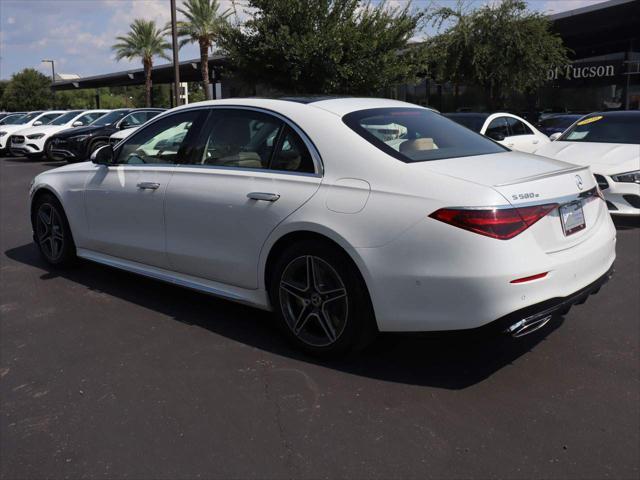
left=0, top=156, right=638, bottom=480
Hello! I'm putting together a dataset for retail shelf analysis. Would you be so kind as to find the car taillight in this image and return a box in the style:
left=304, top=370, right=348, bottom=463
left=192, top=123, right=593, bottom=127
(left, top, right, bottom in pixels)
left=429, top=204, right=558, bottom=240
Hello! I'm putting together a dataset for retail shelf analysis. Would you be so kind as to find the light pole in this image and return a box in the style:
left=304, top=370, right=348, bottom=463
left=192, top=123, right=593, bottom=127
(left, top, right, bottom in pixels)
left=42, top=59, right=56, bottom=83
left=42, top=59, right=56, bottom=107
left=170, top=0, right=181, bottom=107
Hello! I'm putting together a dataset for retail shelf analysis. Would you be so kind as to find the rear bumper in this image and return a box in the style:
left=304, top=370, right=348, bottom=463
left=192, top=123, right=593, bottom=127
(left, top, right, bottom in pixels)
left=356, top=199, right=617, bottom=332
left=481, top=265, right=614, bottom=336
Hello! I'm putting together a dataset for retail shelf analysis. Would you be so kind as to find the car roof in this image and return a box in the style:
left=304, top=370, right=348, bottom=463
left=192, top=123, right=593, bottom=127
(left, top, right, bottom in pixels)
left=171, top=97, right=428, bottom=118
left=586, top=110, right=640, bottom=119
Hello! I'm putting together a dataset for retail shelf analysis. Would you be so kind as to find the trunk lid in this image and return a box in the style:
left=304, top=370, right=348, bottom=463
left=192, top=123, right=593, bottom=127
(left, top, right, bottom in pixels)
left=415, top=151, right=606, bottom=251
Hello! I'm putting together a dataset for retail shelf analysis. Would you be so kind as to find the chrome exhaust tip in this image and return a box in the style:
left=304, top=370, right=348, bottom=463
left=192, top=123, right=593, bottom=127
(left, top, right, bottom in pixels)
left=506, top=314, right=554, bottom=338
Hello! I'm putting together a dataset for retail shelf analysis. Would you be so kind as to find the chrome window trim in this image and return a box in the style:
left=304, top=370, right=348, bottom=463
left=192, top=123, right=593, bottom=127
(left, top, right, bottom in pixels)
left=113, top=105, right=324, bottom=177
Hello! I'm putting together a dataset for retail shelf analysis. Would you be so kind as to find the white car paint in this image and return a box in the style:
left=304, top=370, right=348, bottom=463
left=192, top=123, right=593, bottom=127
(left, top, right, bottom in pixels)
left=29, top=98, right=616, bottom=342
left=480, top=113, right=550, bottom=153
left=10, top=110, right=108, bottom=157
left=535, top=140, right=640, bottom=215
left=0, top=111, right=65, bottom=151
left=109, top=126, right=139, bottom=147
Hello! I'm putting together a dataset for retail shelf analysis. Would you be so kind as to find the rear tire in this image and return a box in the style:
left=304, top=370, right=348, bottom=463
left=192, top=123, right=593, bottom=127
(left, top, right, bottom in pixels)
left=32, top=193, right=76, bottom=266
left=268, top=240, right=377, bottom=357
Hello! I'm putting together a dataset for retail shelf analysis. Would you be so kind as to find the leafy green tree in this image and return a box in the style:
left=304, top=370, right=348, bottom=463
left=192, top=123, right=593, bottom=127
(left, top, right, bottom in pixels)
left=112, top=19, right=171, bottom=107
left=218, top=0, right=429, bottom=95
left=427, top=0, right=569, bottom=109
left=1, top=69, right=52, bottom=111
left=175, top=0, right=231, bottom=99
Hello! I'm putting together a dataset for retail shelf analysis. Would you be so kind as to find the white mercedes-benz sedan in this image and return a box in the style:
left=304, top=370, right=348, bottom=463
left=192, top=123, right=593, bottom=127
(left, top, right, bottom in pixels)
left=29, top=98, right=616, bottom=355
left=535, top=111, right=640, bottom=216
left=445, top=112, right=550, bottom=153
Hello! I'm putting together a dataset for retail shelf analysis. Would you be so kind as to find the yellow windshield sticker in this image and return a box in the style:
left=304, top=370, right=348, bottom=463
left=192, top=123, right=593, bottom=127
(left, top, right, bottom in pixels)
left=577, top=115, right=603, bottom=126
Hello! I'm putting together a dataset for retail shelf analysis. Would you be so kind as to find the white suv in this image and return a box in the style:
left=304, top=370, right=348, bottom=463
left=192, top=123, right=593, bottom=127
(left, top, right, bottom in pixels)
left=0, top=111, right=65, bottom=155
left=10, top=110, right=108, bottom=159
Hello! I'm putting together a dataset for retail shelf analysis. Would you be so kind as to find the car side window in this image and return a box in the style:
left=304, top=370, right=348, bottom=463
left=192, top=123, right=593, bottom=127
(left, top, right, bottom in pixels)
left=76, top=112, right=98, bottom=125
left=270, top=126, right=315, bottom=174
left=115, top=111, right=202, bottom=165
left=121, top=112, right=148, bottom=127
left=38, top=113, right=62, bottom=124
left=486, top=117, right=509, bottom=138
left=506, top=117, right=533, bottom=136
left=196, top=109, right=283, bottom=169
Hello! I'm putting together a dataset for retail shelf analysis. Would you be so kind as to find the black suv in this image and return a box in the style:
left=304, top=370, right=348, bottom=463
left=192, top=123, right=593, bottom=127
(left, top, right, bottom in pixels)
left=48, top=108, right=165, bottom=162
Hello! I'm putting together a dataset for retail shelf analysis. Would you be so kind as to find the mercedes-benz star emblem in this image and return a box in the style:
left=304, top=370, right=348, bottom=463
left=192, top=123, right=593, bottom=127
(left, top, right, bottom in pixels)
left=575, top=174, right=584, bottom=190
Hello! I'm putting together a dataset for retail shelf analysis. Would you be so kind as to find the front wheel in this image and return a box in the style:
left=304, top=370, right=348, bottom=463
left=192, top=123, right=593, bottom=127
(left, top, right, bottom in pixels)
left=88, top=139, right=107, bottom=157
left=269, top=240, right=377, bottom=357
left=32, top=193, right=76, bottom=266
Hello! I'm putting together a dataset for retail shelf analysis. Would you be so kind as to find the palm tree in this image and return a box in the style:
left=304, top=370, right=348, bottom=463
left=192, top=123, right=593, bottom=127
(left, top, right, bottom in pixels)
left=175, top=0, right=231, bottom=100
left=112, top=19, right=171, bottom=107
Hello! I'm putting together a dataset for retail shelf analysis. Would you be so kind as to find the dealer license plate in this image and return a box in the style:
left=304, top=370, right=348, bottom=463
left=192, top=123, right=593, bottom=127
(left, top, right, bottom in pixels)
left=560, top=201, right=586, bottom=236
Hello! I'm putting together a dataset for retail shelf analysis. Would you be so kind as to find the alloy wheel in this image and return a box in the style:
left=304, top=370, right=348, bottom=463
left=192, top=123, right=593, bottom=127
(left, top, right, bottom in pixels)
left=279, top=255, right=348, bottom=347
left=36, top=203, right=65, bottom=262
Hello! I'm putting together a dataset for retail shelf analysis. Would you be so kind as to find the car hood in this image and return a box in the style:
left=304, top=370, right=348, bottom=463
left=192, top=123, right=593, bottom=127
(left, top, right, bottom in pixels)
left=410, top=150, right=576, bottom=187
left=534, top=141, right=640, bottom=175
left=0, top=124, right=34, bottom=134
left=13, top=125, right=65, bottom=136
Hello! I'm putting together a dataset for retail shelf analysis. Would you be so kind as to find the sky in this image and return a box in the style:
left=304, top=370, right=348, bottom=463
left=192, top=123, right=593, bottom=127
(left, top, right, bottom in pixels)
left=0, top=0, right=610, bottom=81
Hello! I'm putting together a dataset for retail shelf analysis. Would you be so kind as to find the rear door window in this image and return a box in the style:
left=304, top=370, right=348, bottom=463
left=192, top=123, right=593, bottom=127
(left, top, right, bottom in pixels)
left=485, top=117, right=509, bottom=138
left=506, top=117, right=533, bottom=136
left=194, top=109, right=284, bottom=169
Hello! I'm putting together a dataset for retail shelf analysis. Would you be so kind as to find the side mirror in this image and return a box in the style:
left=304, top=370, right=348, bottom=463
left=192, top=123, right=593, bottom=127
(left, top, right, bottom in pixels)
left=120, top=121, right=131, bottom=130
left=549, top=132, right=561, bottom=141
left=91, top=145, right=114, bottom=165
left=487, top=131, right=506, bottom=141
left=33, top=121, right=43, bottom=126
left=72, top=120, right=84, bottom=127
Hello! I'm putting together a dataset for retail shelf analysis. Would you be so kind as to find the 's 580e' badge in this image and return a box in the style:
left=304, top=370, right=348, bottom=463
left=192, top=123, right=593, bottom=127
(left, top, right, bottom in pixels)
left=512, top=192, right=540, bottom=201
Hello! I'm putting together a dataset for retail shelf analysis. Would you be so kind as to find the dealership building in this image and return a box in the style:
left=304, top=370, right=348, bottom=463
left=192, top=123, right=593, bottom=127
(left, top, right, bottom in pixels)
left=53, top=0, right=639, bottom=114
left=392, top=0, right=640, bottom=113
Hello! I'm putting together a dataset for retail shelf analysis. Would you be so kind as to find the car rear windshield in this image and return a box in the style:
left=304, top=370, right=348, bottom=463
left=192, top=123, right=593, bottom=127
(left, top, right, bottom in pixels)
left=49, top=110, right=83, bottom=125
left=343, top=108, right=506, bottom=163
left=559, top=114, right=640, bottom=144
left=92, top=110, right=128, bottom=126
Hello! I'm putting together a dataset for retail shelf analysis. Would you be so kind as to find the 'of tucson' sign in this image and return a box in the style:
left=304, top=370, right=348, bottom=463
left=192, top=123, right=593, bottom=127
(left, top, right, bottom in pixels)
left=548, top=63, right=617, bottom=81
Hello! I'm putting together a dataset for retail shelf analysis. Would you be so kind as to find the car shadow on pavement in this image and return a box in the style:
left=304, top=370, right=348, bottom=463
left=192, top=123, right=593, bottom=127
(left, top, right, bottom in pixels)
left=5, top=243, right=561, bottom=390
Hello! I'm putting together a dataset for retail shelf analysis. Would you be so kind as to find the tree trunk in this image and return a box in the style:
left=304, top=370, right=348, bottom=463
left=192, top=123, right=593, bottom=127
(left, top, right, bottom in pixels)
left=200, top=39, right=211, bottom=100
left=144, top=57, right=153, bottom=107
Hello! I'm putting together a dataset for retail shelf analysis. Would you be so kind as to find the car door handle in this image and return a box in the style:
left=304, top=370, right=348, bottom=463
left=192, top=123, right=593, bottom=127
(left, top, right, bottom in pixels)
left=507, top=143, right=515, bottom=147
left=137, top=182, right=160, bottom=190
left=533, top=139, right=540, bottom=144
left=247, top=192, right=280, bottom=202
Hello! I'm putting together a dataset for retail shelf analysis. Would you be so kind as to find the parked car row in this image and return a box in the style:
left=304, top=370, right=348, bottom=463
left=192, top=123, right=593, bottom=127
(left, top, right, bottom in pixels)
left=445, top=109, right=640, bottom=216
left=0, top=108, right=165, bottom=161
